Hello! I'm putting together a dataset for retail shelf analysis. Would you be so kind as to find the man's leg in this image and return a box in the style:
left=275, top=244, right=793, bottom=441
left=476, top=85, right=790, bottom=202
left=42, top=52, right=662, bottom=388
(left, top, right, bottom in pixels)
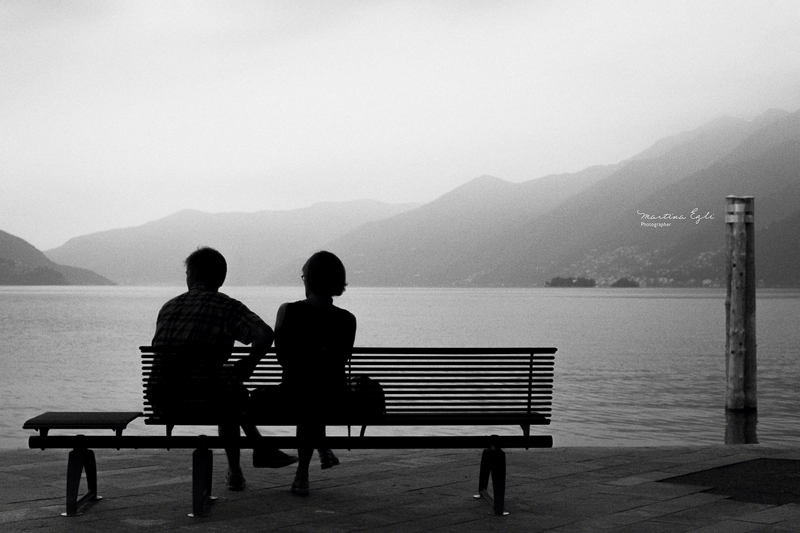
left=219, top=423, right=245, bottom=469
left=219, top=424, right=246, bottom=490
left=245, top=386, right=297, bottom=468
left=250, top=421, right=298, bottom=468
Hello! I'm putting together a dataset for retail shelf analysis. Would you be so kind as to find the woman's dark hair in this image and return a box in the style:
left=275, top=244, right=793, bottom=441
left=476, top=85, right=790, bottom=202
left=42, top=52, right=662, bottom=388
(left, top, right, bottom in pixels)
left=302, top=251, right=347, bottom=297
left=185, top=247, right=227, bottom=289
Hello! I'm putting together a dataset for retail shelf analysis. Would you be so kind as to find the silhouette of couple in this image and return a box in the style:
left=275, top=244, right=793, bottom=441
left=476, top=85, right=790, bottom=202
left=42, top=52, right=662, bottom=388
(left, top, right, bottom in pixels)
left=151, top=247, right=356, bottom=496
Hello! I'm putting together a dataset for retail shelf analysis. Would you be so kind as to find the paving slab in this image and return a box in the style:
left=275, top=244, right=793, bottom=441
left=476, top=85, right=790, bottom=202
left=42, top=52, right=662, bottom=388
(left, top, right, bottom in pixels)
left=2, top=445, right=799, bottom=532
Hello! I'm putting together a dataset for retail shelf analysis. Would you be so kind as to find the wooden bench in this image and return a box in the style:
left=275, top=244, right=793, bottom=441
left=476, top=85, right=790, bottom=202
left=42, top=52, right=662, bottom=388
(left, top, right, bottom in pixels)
left=26, top=346, right=556, bottom=517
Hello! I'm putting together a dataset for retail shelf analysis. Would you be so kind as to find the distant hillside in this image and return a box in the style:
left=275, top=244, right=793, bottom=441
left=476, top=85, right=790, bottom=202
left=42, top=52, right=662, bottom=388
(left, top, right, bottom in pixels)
left=759, top=209, right=800, bottom=287
left=266, top=108, right=800, bottom=288
left=524, top=109, right=800, bottom=286
left=266, top=165, right=617, bottom=286
left=272, top=110, right=800, bottom=287
left=474, top=113, right=770, bottom=286
left=46, top=201, right=419, bottom=285
left=0, top=230, right=113, bottom=285
left=41, top=107, right=800, bottom=288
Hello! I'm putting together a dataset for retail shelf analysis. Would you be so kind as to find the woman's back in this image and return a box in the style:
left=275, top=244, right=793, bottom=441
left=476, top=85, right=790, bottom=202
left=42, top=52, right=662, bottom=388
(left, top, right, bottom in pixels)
left=276, top=300, right=356, bottom=396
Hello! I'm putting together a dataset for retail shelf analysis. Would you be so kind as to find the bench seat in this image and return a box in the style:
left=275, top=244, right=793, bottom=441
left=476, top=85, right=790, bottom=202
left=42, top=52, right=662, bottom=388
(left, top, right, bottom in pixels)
left=23, top=411, right=142, bottom=437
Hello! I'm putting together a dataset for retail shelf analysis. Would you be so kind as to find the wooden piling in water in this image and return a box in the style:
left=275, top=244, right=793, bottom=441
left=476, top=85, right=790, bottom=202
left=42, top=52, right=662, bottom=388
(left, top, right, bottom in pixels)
left=725, top=196, right=756, bottom=412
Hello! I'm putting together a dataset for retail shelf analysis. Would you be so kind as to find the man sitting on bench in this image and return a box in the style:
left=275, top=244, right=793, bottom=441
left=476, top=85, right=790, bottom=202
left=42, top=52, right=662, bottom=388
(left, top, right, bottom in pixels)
left=151, top=247, right=297, bottom=490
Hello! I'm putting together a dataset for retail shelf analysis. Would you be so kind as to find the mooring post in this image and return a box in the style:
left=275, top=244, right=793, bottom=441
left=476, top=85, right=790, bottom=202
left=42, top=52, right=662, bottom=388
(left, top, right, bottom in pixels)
left=725, top=196, right=756, bottom=412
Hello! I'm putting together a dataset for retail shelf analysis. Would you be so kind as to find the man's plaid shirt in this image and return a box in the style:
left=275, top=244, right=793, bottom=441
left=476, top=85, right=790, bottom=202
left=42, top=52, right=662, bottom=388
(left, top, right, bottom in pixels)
left=152, top=287, right=270, bottom=353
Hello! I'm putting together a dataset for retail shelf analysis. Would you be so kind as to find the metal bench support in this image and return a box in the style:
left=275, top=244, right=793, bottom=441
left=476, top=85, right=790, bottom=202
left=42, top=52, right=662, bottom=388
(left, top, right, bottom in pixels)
left=475, top=440, right=508, bottom=515
left=191, top=445, right=216, bottom=517
left=64, top=446, right=101, bottom=516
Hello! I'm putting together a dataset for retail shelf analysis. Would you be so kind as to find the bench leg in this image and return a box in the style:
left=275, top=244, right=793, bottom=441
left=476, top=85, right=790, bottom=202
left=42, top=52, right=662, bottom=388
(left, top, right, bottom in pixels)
left=491, top=448, right=507, bottom=515
left=474, top=445, right=508, bottom=516
left=64, top=448, right=101, bottom=516
left=190, top=448, right=214, bottom=517
left=477, top=447, right=491, bottom=495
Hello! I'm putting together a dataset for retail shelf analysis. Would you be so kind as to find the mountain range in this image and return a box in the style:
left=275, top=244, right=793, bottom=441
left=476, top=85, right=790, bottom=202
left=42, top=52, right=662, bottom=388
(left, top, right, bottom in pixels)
left=44, top=201, right=418, bottom=286
left=264, top=108, right=800, bottom=288
left=0, top=230, right=113, bottom=285
left=4, top=107, right=800, bottom=287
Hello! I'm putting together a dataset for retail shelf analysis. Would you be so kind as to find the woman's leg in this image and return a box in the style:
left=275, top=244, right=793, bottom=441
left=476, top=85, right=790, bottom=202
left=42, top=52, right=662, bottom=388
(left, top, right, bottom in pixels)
left=318, top=434, right=339, bottom=469
left=292, top=424, right=325, bottom=494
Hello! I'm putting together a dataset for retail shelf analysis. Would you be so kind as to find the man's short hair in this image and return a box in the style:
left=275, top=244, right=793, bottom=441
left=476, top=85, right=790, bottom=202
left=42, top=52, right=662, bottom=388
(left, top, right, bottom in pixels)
left=302, top=250, right=347, bottom=297
left=185, top=247, right=227, bottom=288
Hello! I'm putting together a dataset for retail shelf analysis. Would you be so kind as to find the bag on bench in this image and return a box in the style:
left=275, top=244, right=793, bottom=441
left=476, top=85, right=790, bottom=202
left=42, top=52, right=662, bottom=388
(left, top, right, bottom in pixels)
left=348, top=375, right=386, bottom=437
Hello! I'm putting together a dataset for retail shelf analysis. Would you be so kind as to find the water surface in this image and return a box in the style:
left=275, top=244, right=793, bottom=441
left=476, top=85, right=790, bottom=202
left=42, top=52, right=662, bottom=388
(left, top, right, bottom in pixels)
left=2, top=286, right=798, bottom=448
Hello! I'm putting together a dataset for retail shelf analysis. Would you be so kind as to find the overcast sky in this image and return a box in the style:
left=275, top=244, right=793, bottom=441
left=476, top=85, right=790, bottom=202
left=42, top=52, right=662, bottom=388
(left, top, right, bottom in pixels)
left=3, top=1, right=799, bottom=250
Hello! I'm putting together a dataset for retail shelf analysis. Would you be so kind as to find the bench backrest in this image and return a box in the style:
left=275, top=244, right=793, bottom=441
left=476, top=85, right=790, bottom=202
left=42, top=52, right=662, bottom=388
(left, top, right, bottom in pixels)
left=140, top=346, right=556, bottom=428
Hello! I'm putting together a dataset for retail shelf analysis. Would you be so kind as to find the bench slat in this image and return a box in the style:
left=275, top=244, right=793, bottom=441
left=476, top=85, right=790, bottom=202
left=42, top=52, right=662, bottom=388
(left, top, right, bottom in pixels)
left=139, top=346, right=556, bottom=430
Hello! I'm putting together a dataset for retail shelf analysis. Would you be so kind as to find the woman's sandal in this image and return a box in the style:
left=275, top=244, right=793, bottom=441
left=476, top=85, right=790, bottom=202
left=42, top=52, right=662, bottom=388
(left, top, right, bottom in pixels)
left=291, top=474, right=309, bottom=496
left=319, top=449, right=340, bottom=469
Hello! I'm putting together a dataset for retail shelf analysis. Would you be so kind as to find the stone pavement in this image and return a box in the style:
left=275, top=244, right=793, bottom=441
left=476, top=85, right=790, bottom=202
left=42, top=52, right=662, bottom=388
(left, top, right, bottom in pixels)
left=2, top=445, right=800, bottom=532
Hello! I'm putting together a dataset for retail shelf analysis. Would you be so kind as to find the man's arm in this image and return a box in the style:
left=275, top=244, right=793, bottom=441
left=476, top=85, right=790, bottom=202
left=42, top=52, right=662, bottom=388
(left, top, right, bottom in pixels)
left=232, top=320, right=275, bottom=381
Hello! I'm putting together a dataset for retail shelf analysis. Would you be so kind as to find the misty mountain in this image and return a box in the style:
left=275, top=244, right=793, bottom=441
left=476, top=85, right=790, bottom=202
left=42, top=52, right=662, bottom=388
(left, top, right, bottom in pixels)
left=46, top=201, right=419, bottom=285
left=759, top=208, right=800, bottom=287
left=266, top=165, right=618, bottom=286
left=0, top=230, right=113, bottom=285
left=42, top=107, right=800, bottom=288
left=480, top=108, right=800, bottom=286
left=264, top=109, right=797, bottom=288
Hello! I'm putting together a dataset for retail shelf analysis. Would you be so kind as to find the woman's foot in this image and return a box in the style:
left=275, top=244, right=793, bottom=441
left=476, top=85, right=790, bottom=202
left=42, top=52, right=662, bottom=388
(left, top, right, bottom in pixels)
left=291, top=474, right=309, bottom=496
left=319, top=449, right=340, bottom=469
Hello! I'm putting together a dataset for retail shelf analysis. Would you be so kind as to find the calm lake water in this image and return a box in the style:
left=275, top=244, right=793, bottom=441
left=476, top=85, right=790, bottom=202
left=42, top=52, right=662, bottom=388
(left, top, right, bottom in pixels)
left=2, top=286, right=798, bottom=449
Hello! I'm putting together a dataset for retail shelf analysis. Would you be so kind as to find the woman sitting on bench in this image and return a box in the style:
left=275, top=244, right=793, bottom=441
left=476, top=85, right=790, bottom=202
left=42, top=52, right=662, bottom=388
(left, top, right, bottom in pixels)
left=274, top=251, right=357, bottom=496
